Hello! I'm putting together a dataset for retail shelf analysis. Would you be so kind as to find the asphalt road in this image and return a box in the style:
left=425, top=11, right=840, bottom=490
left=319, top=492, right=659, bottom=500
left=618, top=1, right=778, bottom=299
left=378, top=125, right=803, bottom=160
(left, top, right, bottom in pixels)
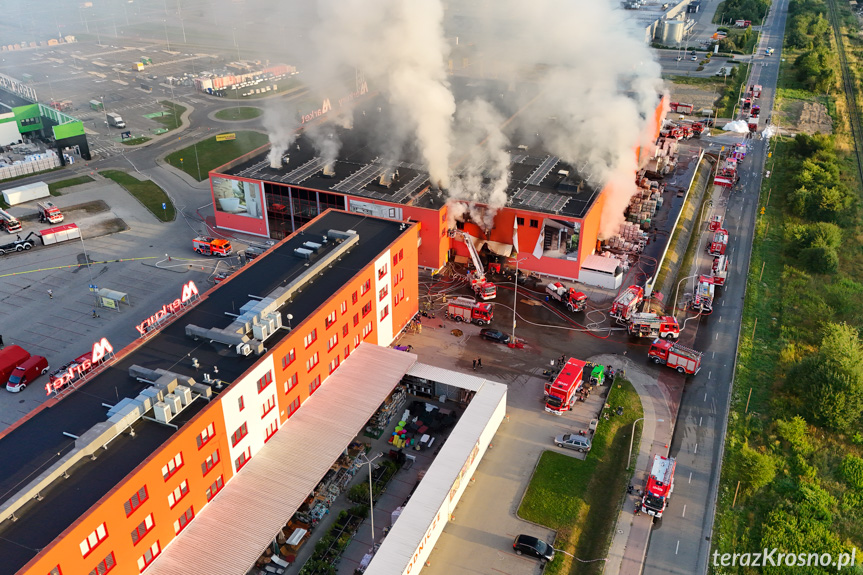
left=642, top=0, right=788, bottom=572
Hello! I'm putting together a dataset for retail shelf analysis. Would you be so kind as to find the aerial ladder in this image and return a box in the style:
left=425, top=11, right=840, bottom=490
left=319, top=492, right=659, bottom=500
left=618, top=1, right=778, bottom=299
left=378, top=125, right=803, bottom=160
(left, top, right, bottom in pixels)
left=453, top=231, right=497, bottom=300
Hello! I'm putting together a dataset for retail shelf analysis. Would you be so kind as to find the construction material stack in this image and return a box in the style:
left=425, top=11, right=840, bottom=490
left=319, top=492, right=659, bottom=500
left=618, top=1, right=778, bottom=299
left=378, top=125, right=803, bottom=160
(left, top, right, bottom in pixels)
left=446, top=296, right=494, bottom=325
left=639, top=455, right=676, bottom=518
left=627, top=313, right=680, bottom=339
left=544, top=358, right=586, bottom=414
left=648, top=339, right=703, bottom=374
left=610, top=285, right=644, bottom=322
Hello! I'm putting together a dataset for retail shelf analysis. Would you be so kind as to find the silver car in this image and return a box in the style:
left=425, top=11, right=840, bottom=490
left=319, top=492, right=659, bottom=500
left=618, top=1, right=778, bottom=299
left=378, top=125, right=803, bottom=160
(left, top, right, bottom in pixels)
left=554, top=433, right=591, bottom=452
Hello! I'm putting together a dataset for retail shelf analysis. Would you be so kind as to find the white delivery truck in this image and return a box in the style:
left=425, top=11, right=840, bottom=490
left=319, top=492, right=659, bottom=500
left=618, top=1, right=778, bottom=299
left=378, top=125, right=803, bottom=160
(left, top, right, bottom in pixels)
left=106, top=112, right=126, bottom=128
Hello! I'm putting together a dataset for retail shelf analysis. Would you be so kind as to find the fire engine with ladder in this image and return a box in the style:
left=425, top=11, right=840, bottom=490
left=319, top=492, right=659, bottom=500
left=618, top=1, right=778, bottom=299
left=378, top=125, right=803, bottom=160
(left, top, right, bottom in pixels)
left=446, top=296, right=494, bottom=325
left=689, top=275, right=716, bottom=314
left=0, top=209, right=22, bottom=233
left=453, top=231, right=496, bottom=300
left=193, top=236, right=233, bottom=257
left=627, top=313, right=680, bottom=340
left=544, top=358, right=586, bottom=414
left=648, top=339, right=703, bottom=375
left=639, top=455, right=676, bottom=518
left=546, top=282, right=588, bottom=313
left=707, top=228, right=729, bottom=256
left=712, top=255, right=728, bottom=286
left=610, top=285, right=644, bottom=322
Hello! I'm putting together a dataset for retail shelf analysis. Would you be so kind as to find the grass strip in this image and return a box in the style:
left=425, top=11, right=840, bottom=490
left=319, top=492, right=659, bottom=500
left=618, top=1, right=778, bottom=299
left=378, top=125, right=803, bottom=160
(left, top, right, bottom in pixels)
left=100, top=169, right=175, bottom=222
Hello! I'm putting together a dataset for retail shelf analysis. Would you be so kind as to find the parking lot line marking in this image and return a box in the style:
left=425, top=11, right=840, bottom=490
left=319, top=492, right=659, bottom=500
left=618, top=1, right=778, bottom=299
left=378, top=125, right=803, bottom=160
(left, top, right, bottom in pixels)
left=676, top=540, right=680, bottom=555
left=682, top=504, right=686, bottom=518
left=694, top=443, right=698, bottom=454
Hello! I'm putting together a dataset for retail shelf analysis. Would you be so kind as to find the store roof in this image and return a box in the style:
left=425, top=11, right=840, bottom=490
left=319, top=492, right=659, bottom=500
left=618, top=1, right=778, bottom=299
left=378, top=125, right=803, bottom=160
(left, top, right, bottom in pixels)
left=0, top=211, right=411, bottom=573
left=145, top=344, right=418, bottom=575
left=216, top=78, right=602, bottom=220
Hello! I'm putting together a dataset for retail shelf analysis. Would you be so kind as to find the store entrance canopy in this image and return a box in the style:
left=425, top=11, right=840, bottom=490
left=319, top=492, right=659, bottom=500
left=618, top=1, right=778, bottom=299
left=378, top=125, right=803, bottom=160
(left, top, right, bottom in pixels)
left=146, top=344, right=417, bottom=575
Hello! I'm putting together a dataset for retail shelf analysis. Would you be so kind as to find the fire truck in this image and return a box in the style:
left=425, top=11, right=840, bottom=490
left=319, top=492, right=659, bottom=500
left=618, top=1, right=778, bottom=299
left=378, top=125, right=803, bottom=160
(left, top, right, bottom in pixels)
left=708, top=229, right=728, bottom=256
left=610, top=285, right=644, bottom=322
left=708, top=215, right=723, bottom=232
left=544, top=358, right=586, bottom=414
left=639, top=455, right=676, bottom=518
left=546, top=282, right=588, bottom=313
left=0, top=209, right=22, bottom=233
left=747, top=116, right=758, bottom=133
left=713, top=159, right=739, bottom=188
left=193, top=236, right=233, bottom=257
left=750, top=105, right=761, bottom=119
left=749, top=84, right=762, bottom=99
left=628, top=313, right=680, bottom=340
left=453, top=231, right=497, bottom=300
left=742, top=97, right=751, bottom=113
left=669, top=102, right=694, bottom=114
left=37, top=201, right=64, bottom=224
left=689, top=275, right=716, bottom=313
left=446, top=296, right=494, bottom=325
left=712, top=255, right=728, bottom=286
left=648, top=339, right=703, bottom=375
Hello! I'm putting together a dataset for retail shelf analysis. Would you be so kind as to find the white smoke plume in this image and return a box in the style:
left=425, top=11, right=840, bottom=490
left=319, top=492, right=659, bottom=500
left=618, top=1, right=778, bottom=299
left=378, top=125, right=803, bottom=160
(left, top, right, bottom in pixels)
left=264, top=104, right=300, bottom=169
left=303, top=121, right=342, bottom=169
left=446, top=99, right=512, bottom=231
left=308, top=0, right=456, bottom=188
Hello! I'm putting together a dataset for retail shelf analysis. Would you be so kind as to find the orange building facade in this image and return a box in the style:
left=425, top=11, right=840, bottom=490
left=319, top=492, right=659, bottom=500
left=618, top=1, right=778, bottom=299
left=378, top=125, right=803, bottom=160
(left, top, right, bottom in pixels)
left=20, top=212, right=419, bottom=575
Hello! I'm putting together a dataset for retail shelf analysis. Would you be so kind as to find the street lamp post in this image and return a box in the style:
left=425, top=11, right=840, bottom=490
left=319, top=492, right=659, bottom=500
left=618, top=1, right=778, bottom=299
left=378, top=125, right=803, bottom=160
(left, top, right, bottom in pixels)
left=510, top=257, right=527, bottom=345
left=79, top=234, right=100, bottom=308
left=627, top=418, right=664, bottom=470
left=359, top=452, right=383, bottom=544
left=163, top=19, right=171, bottom=51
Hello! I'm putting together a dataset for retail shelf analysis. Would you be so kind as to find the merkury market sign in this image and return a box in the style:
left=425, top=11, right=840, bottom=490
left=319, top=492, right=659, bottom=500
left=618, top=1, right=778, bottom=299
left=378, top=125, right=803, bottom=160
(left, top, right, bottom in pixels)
left=136, top=281, right=199, bottom=336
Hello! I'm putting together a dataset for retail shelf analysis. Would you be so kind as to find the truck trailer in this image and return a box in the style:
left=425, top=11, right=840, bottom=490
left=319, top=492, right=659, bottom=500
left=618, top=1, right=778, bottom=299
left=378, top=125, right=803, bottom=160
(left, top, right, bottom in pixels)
left=648, top=339, right=703, bottom=375
left=446, top=296, right=494, bottom=326
left=544, top=358, right=586, bottom=414
left=546, top=282, right=588, bottom=313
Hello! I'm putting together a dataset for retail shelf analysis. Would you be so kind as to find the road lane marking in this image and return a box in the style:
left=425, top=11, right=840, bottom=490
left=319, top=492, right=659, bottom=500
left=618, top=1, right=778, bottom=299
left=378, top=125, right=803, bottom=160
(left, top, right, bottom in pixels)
left=682, top=504, right=687, bottom=518
left=694, top=443, right=698, bottom=454
left=689, top=471, right=692, bottom=483
left=676, top=540, right=680, bottom=555
left=718, top=316, right=721, bottom=322
left=699, top=416, right=703, bottom=426
left=712, top=351, right=715, bottom=358
left=722, top=300, right=725, bottom=306
left=715, top=333, right=719, bottom=340
left=708, top=371, right=711, bottom=379
left=704, top=392, right=708, bottom=402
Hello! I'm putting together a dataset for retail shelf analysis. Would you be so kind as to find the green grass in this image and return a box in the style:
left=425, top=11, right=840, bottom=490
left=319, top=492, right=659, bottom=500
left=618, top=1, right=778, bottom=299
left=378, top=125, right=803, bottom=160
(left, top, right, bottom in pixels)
left=47, top=175, right=95, bottom=196
left=164, top=131, right=269, bottom=181
left=120, top=137, right=152, bottom=146
left=719, top=63, right=750, bottom=117
left=151, top=101, right=186, bottom=131
left=519, top=380, right=643, bottom=575
left=100, top=169, right=175, bottom=222
left=214, top=106, right=263, bottom=121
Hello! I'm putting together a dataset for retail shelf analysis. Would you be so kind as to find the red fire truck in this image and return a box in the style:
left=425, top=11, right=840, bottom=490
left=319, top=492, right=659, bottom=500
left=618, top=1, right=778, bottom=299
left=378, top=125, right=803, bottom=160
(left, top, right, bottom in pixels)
left=446, top=296, right=494, bottom=325
left=628, top=313, right=680, bottom=340
left=193, top=236, right=233, bottom=257
left=610, top=285, right=644, bottom=322
left=648, top=339, right=703, bottom=375
left=708, top=229, right=728, bottom=256
left=669, top=102, right=694, bottom=114
left=708, top=215, right=723, bottom=232
left=0, top=209, right=22, bottom=233
left=689, top=275, right=716, bottom=313
left=639, top=455, right=676, bottom=518
left=37, top=201, right=64, bottom=224
left=546, top=282, right=588, bottom=313
left=544, top=358, right=586, bottom=414
left=749, top=84, right=762, bottom=99
left=712, top=255, right=728, bottom=286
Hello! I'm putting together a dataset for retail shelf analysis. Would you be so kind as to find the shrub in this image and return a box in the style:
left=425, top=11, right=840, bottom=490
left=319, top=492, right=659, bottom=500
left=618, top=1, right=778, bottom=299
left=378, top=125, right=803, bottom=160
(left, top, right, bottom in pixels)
left=736, top=444, right=776, bottom=494
left=841, top=455, right=863, bottom=490
left=774, top=416, right=813, bottom=455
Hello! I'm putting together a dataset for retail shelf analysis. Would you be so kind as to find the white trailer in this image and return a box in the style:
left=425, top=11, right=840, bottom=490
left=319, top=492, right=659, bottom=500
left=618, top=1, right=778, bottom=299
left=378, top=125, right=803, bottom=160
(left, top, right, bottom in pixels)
left=2, top=181, right=49, bottom=206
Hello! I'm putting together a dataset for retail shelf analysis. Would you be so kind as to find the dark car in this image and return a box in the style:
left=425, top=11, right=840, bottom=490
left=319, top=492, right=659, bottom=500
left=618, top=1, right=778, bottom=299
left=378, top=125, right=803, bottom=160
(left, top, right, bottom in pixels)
left=513, top=534, right=555, bottom=563
left=480, top=329, right=511, bottom=344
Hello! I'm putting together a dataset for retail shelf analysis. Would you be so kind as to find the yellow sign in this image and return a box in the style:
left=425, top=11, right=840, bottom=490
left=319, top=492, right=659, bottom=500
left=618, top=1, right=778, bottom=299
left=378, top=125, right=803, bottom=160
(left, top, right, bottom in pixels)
left=216, top=133, right=236, bottom=142
left=760, top=207, right=766, bottom=215
left=101, top=296, right=117, bottom=309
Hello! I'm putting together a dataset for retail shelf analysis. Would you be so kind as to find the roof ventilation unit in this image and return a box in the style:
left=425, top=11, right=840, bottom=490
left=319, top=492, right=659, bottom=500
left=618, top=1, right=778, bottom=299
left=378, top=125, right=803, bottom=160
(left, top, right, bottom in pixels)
left=153, top=402, right=172, bottom=424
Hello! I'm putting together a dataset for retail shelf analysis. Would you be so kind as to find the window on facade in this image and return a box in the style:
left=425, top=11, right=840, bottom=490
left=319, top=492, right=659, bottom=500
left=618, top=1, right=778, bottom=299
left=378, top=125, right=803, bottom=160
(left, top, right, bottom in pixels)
left=284, top=372, right=298, bottom=394
left=281, top=348, right=296, bottom=369
left=362, top=302, right=372, bottom=317
left=399, top=248, right=404, bottom=261
left=262, top=394, right=276, bottom=418
left=235, top=446, right=252, bottom=471
left=342, top=324, right=349, bottom=337
left=130, top=514, right=154, bottom=545
left=329, top=356, right=340, bottom=374
left=344, top=345, right=351, bottom=359
left=206, top=476, right=224, bottom=501
left=124, top=485, right=149, bottom=517
left=363, top=323, right=373, bottom=339
left=325, top=310, right=337, bottom=328
left=309, top=376, right=322, bottom=395
left=327, top=334, right=338, bottom=351
left=378, top=263, right=388, bottom=279
left=80, top=523, right=108, bottom=557
left=306, top=352, right=319, bottom=372
left=256, top=370, right=273, bottom=393
left=354, top=335, right=360, bottom=347
left=340, top=300, right=348, bottom=314
left=287, top=397, right=300, bottom=417
left=380, top=305, right=389, bottom=321
left=49, top=566, right=62, bottom=575
left=304, top=329, right=317, bottom=348
left=393, top=254, right=398, bottom=266
left=360, top=279, right=370, bottom=295
left=264, top=419, right=278, bottom=443
left=196, top=423, right=215, bottom=449
left=136, top=542, right=161, bottom=572
left=173, top=506, right=195, bottom=535
left=201, top=449, right=220, bottom=476
left=161, top=452, right=183, bottom=481
left=353, top=313, right=359, bottom=326
left=238, top=395, right=245, bottom=411
left=167, top=479, right=189, bottom=509
left=89, top=551, right=115, bottom=575
left=517, top=217, right=525, bottom=226
left=530, top=219, right=539, bottom=228
left=352, top=291, right=358, bottom=304
left=231, top=422, right=248, bottom=447
left=379, top=285, right=388, bottom=301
